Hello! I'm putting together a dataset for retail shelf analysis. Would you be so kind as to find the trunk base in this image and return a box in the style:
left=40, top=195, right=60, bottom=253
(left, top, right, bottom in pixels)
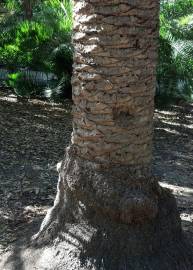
left=30, top=197, right=193, bottom=270
left=31, top=146, right=193, bottom=270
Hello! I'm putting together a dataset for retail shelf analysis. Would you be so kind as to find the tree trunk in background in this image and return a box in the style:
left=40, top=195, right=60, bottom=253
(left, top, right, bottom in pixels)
left=22, top=0, right=33, bottom=20
left=34, top=1, right=193, bottom=269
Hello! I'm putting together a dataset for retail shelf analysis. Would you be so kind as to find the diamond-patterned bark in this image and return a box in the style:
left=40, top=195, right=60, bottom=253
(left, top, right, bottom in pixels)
left=72, top=0, right=159, bottom=169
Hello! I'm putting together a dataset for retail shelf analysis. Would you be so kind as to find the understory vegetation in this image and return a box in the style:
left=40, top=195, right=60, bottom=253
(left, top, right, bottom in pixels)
left=0, top=0, right=193, bottom=103
left=0, top=0, right=73, bottom=100
left=157, top=0, right=193, bottom=104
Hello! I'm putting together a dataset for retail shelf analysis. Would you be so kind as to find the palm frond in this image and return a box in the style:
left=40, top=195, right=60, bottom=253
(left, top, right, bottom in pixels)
left=158, top=0, right=193, bottom=102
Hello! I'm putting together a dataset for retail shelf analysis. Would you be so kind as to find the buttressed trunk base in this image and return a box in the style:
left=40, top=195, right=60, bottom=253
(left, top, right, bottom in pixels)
left=33, top=147, right=193, bottom=270
left=32, top=0, right=193, bottom=269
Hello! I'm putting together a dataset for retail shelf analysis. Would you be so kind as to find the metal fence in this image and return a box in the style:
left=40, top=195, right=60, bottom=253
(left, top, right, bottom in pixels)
left=0, top=65, right=57, bottom=87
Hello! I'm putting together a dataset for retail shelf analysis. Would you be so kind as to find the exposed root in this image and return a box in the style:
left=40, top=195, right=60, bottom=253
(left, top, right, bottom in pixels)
left=31, top=160, right=70, bottom=245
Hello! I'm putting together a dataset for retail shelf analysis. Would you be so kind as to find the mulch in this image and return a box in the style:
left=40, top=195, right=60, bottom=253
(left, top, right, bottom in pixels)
left=0, top=91, right=193, bottom=252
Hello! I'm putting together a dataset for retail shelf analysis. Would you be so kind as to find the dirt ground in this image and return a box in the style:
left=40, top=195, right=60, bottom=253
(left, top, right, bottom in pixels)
left=0, top=91, right=193, bottom=266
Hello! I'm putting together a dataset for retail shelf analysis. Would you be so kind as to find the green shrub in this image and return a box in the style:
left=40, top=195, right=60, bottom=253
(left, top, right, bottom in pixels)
left=157, top=0, right=193, bottom=104
left=50, top=44, right=73, bottom=78
left=7, top=72, right=35, bottom=97
left=0, top=0, right=73, bottom=100
left=44, top=74, right=72, bottom=101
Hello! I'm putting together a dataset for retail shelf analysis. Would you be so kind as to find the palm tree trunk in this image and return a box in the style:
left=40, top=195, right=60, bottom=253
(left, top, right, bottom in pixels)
left=33, top=1, right=193, bottom=269
left=72, top=0, right=157, bottom=171
left=22, top=0, right=33, bottom=20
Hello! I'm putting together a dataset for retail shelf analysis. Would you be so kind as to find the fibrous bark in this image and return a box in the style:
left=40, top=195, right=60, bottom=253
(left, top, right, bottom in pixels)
left=72, top=0, right=157, bottom=167
left=33, top=0, right=193, bottom=269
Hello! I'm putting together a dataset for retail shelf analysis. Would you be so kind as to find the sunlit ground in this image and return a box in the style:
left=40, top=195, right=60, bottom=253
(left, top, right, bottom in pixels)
left=0, top=93, right=193, bottom=257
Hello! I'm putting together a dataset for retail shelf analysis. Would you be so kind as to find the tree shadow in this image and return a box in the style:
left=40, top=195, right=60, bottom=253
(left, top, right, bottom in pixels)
left=0, top=94, right=72, bottom=268
left=153, top=103, right=193, bottom=189
left=1, top=94, right=193, bottom=268
left=0, top=94, right=72, bottom=207
left=1, top=217, right=41, bottom=270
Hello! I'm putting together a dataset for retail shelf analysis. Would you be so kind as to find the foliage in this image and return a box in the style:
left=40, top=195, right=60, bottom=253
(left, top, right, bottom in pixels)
left=50, top=44, right=73, bottom=79
left=157, top=0, right=193, bottom=104
left=0, top=0, right=73, bottom=99
left=2, top=0, right=193, bottom=103
left=44, top=74, right=72, bottom=101
left=7, top=72, right=35, bottom=97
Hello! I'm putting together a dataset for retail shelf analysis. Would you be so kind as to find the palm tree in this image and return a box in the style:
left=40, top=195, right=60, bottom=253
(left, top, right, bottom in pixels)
left=157, top=0, right=193, bottom=103
left=33, top=1, right=193, bottom=269
left=22, top=0, right=33, bottom=20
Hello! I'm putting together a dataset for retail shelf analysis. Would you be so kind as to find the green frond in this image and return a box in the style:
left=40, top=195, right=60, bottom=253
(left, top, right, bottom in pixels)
left=158, top=0, right=193, bottom=103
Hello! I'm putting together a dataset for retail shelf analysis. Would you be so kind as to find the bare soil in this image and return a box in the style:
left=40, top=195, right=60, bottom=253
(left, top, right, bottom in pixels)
left=0, top=91, right=193, bottom=268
